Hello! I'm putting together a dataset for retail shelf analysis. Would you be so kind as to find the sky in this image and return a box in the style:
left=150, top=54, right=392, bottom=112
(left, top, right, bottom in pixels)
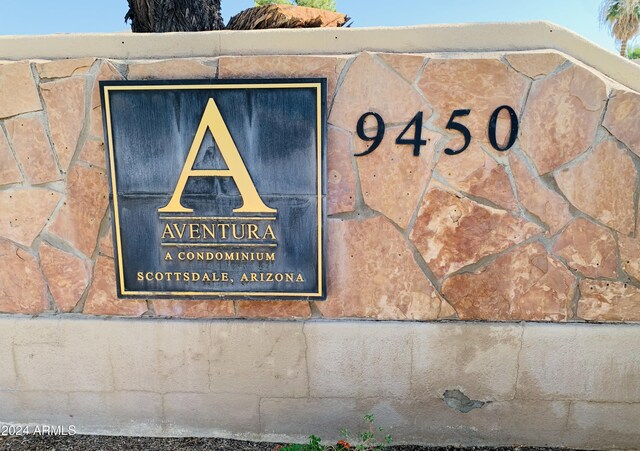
left=0, top=0, right=633, bottom=54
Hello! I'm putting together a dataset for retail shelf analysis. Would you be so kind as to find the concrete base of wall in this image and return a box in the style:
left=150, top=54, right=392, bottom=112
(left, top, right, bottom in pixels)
left=1, top=316, right=639, bottom=448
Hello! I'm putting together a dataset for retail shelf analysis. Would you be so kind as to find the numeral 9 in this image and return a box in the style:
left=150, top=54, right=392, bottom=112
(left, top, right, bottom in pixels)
left=354, top=112, right=385, bottom=157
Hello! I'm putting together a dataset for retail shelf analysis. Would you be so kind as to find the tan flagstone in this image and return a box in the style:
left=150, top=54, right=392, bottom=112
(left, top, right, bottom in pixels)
left=89, top=61, right=123, bottom=139
left=520, top=64, right=607, bottom=174
left=555, top=140, right=636, bottom=235
left=219, top=55, right=348, bottom=101
left=5, top=116, right=61, bottom=184
left=48, top=164, right=109, bottom=257
left=0, top=188, right=61, bottom=247
left=41, top=76, right=86, bottom=171
left=357, top=126, right=439, bottom=228
left=98, top=225, right=114, bottom=258
left=128, top=59, right=217, bottom=79
left=377, top=53, right=426, bottom=83
left=330, top=52, right=431, bottom=130
left=79, top=139, right=106, bottom=168
left=37, top=58, right=96, bottom=79
left=0, top=61, right=42, bottom=118
left=0, top=128, right=22, bottom=186
left=505, top=52, right=567, bottom=78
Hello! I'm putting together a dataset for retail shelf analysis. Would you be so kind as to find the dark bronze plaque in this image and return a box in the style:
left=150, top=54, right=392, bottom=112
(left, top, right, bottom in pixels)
left=100, top=79, right=326, bottom=299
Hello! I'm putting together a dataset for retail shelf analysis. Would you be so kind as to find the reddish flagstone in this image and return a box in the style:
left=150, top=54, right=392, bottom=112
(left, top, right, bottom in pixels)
left=442, top=242, right=575, bottom=321
left=327, top=127, right=356, bottom=214
left=39, top=241, right=90, bottom=312
left=0, top=239, right=47, bottom=314
left=436, top=144, right=517, bottom=210
left=152, top=300, right=234, bottom=318
left=84, top=256, right=147, bottom=316
left=552, top=218, right=618, bottom=279
left=619, top=235, right=640, bottom=282
left=48, top=164, right=109, bottom=257
left=319, top=216, right=444, bottom=320
left=509, top=152, right=572, bottom=234
left=555, top=140, right=636, bottom=235
left=578, top=280, right=640, bottom=322
left=418, top=58, right=528, bottom=148
left=237, top=301, right=311, bottom=319
left=410, top=183, right=542, bottom=278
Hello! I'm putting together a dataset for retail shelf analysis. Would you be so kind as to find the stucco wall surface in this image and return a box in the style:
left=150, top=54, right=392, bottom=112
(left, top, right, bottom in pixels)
left=1, top=317, right=639, bottom=449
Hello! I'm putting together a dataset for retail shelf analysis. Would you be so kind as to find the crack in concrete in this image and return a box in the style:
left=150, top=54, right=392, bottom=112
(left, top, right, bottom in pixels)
left=301, top=322, right=311, bottom=398
left=513, top=323, right=525, bottom=400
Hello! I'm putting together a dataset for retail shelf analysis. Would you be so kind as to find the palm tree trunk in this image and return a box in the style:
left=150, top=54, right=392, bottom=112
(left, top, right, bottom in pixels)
left=126, top=0, right=223, bottom=32
left=621, top=40, right=628, bottom=57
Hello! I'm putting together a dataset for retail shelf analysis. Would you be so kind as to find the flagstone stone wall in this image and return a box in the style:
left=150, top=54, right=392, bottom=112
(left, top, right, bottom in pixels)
left=1, top=50, right=639, bottom=323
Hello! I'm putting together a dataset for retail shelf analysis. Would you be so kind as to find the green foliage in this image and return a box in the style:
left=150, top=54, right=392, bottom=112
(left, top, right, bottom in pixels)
left=600, top=0, right=640, bottom=55
left=277, top=435, right=324, bottom=451
left=628, top=44, right=640, bottom=58
left=255, top=0, right=290, bottom=6
left=273, top=414, right=392, bottom=451
left=254, top=0, right=337, bottom=11
left=295, top=0, right=337, bottom=12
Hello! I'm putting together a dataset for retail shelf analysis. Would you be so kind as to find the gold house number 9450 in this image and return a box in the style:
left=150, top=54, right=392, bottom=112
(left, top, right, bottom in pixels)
left=354, top=106, right=519, bottom=157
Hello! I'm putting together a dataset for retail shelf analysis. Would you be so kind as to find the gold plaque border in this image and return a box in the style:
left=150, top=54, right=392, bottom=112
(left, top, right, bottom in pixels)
left=103, top=81, right=324, bottom=298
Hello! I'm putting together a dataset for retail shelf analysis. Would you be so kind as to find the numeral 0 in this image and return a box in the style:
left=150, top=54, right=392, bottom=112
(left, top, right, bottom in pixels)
left=355, top=106, right=519, bottom=157
left=488, top=105, right=518, bottom=151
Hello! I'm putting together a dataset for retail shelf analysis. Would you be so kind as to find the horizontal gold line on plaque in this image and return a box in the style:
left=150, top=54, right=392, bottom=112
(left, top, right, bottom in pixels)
left=160, top=243, right=277, bottom=247
left=159, top=216, right=277, bottom=221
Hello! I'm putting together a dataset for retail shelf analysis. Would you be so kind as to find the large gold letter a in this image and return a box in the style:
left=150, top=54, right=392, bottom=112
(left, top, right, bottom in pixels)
left=159, top=98, right=276, bottom=214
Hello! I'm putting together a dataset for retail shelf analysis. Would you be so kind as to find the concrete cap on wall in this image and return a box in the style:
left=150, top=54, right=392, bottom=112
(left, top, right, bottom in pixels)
left=1, top=21, right=639, bottom=92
